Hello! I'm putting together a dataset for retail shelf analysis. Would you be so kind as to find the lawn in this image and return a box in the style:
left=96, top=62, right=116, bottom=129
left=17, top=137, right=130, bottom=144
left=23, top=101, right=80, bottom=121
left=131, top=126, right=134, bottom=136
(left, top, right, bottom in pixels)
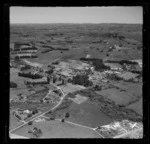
left=12, top=119, right=101, bottom=138
left=96, top=87, right=137, bottom=106
left=108, top=81, right=142, bottom=98
left=126, top=98, right=143, bottom=116
left=52, top=100, right=112, bottom=128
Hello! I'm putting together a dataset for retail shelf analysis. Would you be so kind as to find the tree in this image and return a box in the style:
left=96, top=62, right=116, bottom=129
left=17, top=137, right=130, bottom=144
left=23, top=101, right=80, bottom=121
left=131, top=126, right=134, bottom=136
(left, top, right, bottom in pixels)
left=27, top=113, right=32, bottom=118
left=32, top=109, right=38, bottom=115
left=46, top=69, right=53, bottom=75
left=32, top=128, right=43, bottom=138
left=65, top=112, right=70, bottom=118
left=50, top=117, right=55, bottom=120
left=28, top=130, right=33, bottom=133
left=61, top=119, right=65, bottom=122
left=28, top=121, right=33, bottom=125
left=72, top=74, right=93, bottom=87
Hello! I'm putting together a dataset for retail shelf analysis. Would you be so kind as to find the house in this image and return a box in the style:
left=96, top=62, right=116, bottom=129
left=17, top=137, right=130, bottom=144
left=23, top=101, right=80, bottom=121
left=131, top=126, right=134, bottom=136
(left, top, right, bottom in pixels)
left=86, top=54, right=91, bottom=59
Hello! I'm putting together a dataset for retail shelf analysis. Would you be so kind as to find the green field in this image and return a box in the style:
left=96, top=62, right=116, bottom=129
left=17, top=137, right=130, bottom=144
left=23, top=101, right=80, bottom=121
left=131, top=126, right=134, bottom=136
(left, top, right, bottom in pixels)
left=50, top=100, right=112, bottom=128
left=12, top=119, right=101, bottom=138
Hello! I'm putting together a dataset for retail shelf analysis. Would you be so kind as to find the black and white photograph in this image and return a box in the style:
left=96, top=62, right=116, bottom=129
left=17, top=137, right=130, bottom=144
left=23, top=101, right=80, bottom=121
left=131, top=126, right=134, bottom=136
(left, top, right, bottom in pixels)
left=9, top=6, right=144, bottom=139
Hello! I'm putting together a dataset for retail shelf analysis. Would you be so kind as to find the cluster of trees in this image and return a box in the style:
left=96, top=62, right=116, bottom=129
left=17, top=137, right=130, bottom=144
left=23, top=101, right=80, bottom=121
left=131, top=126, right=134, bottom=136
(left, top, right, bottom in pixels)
left=93, top=85, right=102, bottom=91
left=106, top=73, right=123, bottom=81
left=65, top=112, right=70, bottom=118
left=45, top=69, right=54, bottom=75
left=72, top=74, right=93, bottom=87
left=18, top=72, right=43, bottom=79
left=130, top=70, right=142, bottom=75
left=106, top=60, right=138, bottom=65
left=56, top=48, right=69, bottom=51
left=80, top=58, right=110, bottom=72
left=15, top=55, right=38, bottom=59
left=41, top=49, right=51, bottom=53
left=76, top=89, right=142, bottom=122
left=28, top=127, right=43, bottom=138
left=100, top=32, right=125, bottom=40
left=25, top=81, right=49, bottom=85
left=21, top=47, right=37, bottom=51
left=10, top=81, right=17, bottom=88
left=20, top=65, right=31, bottom=71
left=92, top=60, right=110, bottom=72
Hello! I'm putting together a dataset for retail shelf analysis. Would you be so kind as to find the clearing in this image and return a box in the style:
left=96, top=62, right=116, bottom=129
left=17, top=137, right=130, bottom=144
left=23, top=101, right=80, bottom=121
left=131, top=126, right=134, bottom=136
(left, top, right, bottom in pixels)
left=11, top=118, right=101, bottom=138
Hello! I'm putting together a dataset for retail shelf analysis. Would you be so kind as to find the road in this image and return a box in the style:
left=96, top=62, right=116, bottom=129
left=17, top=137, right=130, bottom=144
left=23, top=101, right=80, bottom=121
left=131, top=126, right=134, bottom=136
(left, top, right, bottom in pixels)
left=9, top=82, right=67, bottom=134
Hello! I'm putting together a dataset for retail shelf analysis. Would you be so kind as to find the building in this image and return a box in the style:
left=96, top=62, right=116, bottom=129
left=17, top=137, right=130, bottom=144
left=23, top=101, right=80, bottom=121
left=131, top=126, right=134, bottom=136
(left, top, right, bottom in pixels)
left=86, top=54, right=91, bottom=59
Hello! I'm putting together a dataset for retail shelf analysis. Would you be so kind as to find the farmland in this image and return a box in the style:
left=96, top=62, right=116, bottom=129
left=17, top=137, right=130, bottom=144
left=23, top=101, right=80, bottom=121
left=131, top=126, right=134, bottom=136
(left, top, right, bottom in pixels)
left=48, top=100, right=113, bottom=127
left=11, top=118, right=101, bottom=138
left=10, top=23, right=143, bottom=138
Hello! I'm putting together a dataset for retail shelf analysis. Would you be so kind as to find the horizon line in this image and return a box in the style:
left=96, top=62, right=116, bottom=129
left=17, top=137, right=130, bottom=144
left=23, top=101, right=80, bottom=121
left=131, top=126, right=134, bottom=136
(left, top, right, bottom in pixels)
left=10, top=22, right=143, bottom=25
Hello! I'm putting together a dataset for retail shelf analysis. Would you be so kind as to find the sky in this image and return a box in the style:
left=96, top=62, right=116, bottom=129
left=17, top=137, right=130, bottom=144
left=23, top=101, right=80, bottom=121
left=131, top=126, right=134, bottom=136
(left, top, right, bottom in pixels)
left=10, top=7, right=143, bottom=24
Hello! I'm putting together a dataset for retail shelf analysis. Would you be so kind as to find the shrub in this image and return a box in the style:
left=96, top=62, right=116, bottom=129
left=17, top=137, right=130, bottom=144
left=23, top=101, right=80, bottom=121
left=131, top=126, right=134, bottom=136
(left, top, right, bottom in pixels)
left=61, top=119, right=65, bottom=122
left=65, top=112, right=70, bottom=118
left=32, top=109, right=38, bottom=115
left=32, top=128, right=43, bottom=138
left=18, top=72, right=43, bottom=79
left=28, top=121, right=33, bottom=125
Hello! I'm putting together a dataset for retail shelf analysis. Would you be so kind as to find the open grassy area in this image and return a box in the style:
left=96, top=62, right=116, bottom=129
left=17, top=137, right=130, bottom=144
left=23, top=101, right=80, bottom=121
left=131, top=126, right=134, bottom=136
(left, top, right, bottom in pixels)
left=10, top=101, right=55, bottom=112
left=10, top=23, right=142, bottom=137
left=10, top=68, right=28, bottom=89
left=12, top=119, right=101, bottom=138
left=50, top=100, right=112, bottom=128
left=10, top=24, right=142, bottom=62
left=126, top=98, right=143, bottom=116
left=96, top=87, right=139, bottom=106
